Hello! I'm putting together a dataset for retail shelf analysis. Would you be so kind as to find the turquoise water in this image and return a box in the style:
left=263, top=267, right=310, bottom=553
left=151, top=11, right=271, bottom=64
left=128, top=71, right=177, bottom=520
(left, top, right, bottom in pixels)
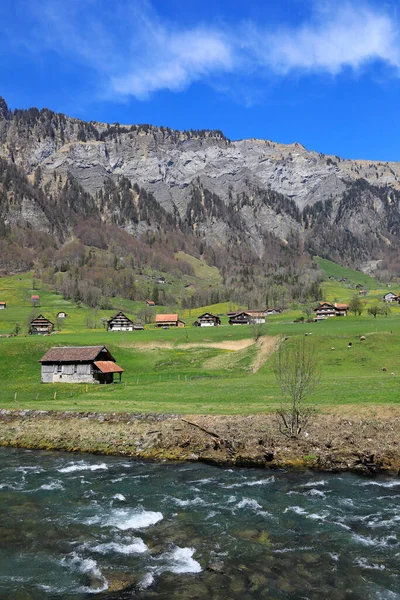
left=0, top=448, right=399, bottom=599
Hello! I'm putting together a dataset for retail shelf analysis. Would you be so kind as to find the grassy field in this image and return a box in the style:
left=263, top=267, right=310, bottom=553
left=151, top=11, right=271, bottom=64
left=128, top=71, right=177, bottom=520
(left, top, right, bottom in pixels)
left=1, top=265, right=400, bottom=414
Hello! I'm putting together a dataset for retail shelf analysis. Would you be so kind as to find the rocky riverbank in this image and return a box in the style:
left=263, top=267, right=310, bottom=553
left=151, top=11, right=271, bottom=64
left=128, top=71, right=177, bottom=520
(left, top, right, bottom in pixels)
left=0, top=407, right=399, bottom=475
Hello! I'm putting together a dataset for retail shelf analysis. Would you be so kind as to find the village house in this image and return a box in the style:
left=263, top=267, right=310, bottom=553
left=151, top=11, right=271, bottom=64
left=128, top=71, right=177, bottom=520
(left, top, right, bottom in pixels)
left=245, top=311, right=266, bottom=324
left=229, top=311, right=266, bottom=325
left=264, top=308, right=282, bottom=315
left=146, top=300, right=155, bottom=307
left=314, top=302, right=348, bottom=321
left=383, top=292, right=398, bottom=302
left=156, top=276, right=166, bottom=284
left=57, top=311, right=67, bottom=318
left=193, top=312, right=221, bottom=327
left=358, top=290, right=367, bottom=296
left=334, top=303, right=348, bottom=317
left=39, top=346, right=124, bottom=384
left=0, top=302, right=6, bottom=309
left=155, top=314, right=185, bottom=328
left=31, top=295, right=40, bottom=306
left=30, top=314, right=54, bottom=335
left=107, top=311, right=134, bottom=332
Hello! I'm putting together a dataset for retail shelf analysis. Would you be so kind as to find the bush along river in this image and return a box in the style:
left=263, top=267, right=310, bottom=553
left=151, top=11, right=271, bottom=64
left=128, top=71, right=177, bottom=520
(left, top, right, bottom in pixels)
left=0, top=448, right=399, bottom=600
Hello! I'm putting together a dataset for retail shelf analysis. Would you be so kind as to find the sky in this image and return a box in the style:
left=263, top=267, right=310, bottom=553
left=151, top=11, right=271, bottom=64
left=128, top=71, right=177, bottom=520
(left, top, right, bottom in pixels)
left=1, top=0, right=400, bottom=160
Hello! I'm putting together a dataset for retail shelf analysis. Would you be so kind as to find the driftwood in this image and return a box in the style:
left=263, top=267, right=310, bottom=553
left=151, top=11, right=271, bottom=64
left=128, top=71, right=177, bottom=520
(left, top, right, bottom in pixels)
left=181, top=418, right=220, bottom=438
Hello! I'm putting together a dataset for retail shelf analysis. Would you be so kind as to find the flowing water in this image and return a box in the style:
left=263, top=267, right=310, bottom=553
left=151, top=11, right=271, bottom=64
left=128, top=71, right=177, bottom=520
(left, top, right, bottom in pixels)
left=0, top=448, right=399, bottom=599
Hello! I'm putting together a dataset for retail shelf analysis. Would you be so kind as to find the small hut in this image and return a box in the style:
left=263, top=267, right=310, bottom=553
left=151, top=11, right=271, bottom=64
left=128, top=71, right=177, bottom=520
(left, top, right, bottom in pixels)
left=0, top=302, right=6, bottom=310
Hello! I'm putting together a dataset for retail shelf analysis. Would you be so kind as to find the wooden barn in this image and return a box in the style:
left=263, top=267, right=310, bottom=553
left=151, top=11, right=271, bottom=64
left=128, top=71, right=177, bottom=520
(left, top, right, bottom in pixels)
left=0, top=302, right=6, bottom=309
left=39, top=346, right=124, bottom=384
left=155, top=314, right=185, bottom=328
left=193, top=313, right=221, bottom=327
left=30, top=315, right=54, bottom=335
left=107, top=311, right=134, bottom=332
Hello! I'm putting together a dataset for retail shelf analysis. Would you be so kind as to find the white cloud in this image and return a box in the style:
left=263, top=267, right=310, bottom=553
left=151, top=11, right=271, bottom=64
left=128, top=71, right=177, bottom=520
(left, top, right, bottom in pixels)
left=18, top=1, right=400, bottom=99
left=112, top=28, right=234, bottom=98
left=250, top=3, right=400, bottom=75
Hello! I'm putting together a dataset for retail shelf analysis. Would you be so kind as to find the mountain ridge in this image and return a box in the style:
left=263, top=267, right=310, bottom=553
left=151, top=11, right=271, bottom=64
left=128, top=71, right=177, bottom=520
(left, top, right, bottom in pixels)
left=1, top=95, right=400, bottom=296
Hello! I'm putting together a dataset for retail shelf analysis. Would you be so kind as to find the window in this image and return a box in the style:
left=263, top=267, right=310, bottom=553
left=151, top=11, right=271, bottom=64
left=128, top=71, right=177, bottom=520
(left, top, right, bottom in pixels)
left=57, top=364, right=62, bottom=373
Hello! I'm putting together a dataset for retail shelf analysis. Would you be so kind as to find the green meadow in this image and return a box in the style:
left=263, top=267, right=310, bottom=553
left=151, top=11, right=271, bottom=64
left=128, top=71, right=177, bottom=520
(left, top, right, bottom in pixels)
left=1, top=264, right=400, bottom=414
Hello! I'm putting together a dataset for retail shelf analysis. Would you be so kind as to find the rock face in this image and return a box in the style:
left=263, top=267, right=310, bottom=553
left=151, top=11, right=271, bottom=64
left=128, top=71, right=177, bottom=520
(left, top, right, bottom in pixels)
left=1, top=96, right=400, bottom=268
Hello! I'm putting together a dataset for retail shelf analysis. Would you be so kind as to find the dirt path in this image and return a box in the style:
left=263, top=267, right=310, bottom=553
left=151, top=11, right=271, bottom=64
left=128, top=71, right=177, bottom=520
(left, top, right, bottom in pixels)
left=251, top=335, right=280, bottom=373
left=122, top=339, right=255, bottom=351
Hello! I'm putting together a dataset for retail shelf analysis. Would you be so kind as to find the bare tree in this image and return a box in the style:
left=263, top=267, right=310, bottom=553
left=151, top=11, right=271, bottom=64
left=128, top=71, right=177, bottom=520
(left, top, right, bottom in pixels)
left=272, top=337, right=320, bottom=438
left=252, top=322, right=264, bottom=342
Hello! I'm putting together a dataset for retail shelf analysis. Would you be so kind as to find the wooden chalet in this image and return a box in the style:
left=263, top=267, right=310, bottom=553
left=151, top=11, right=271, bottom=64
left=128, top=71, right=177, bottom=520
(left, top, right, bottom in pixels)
left=334, top=303, right=348, bottom=317
left=193, top=312, right=221, bottom=327
left=107, top=311, right=134, bottom=332
left=229, top=311, right=265, bottom=325
left=0, top=302, right=6, bottom=309
left=314, top=302, right=348, bottom=321
left=244, top=311, right=266, bottom=324
left=30, top=314, right=54, bottom=335
left=155, top=314, right=185, bottom=328
left=40, top=346, right=124, bottom=384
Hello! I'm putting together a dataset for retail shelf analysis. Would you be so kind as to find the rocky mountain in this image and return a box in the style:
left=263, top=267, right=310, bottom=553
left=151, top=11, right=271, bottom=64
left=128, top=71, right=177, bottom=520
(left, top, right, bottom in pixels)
left=1, top=96, right=400, bottom=283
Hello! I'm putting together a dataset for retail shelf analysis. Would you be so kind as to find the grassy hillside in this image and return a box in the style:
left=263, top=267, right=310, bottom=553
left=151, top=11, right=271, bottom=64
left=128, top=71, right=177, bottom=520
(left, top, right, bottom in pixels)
left=1, top=265, right=400, bottom=414
left=315, top=257, right=378, bottom=288
left=1, top=311, right=400, bottom=413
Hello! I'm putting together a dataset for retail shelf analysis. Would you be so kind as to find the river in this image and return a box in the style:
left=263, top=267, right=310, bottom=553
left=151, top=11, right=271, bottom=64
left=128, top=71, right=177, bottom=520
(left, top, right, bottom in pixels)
left=0, top=448, right=399, bottom=599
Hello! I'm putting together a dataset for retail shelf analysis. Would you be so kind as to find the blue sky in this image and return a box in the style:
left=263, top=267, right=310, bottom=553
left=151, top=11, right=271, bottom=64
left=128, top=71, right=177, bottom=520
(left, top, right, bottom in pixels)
left=1, top=0, right=400, bottom=160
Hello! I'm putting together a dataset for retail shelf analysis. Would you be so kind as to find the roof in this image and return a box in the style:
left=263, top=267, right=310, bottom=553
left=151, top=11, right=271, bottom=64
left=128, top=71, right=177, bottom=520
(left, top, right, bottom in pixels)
left=31, top=314, right=54, bottom=325
left=244, top=311, right=265, bottom=318
left=156, top=313, right=179, bottom=323
left=146, top=300, right=155, bottom=305
left=40, top=346, right=114, bottom=363
left=107, top=311, right=133, bottom=324
left=0, top=301, right=6, bottom=305
left=31, top=295, right=40, bottom=299
left=94, top=361, right=124, bottom=374
left=198, top=313, right=218, bottom=319
left=334, top=303, right=348, bottom=309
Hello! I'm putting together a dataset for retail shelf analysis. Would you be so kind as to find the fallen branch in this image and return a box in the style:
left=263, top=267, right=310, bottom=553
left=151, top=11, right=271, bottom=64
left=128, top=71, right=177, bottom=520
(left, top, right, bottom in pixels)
left=181, top=418, right=220, bottom=438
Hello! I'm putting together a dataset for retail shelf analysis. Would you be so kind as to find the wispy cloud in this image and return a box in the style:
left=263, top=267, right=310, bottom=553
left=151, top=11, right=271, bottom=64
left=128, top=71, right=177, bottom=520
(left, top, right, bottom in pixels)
left=14, top=0, right=400, bottom=100
left=250, top=3, right=400, bottom=75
